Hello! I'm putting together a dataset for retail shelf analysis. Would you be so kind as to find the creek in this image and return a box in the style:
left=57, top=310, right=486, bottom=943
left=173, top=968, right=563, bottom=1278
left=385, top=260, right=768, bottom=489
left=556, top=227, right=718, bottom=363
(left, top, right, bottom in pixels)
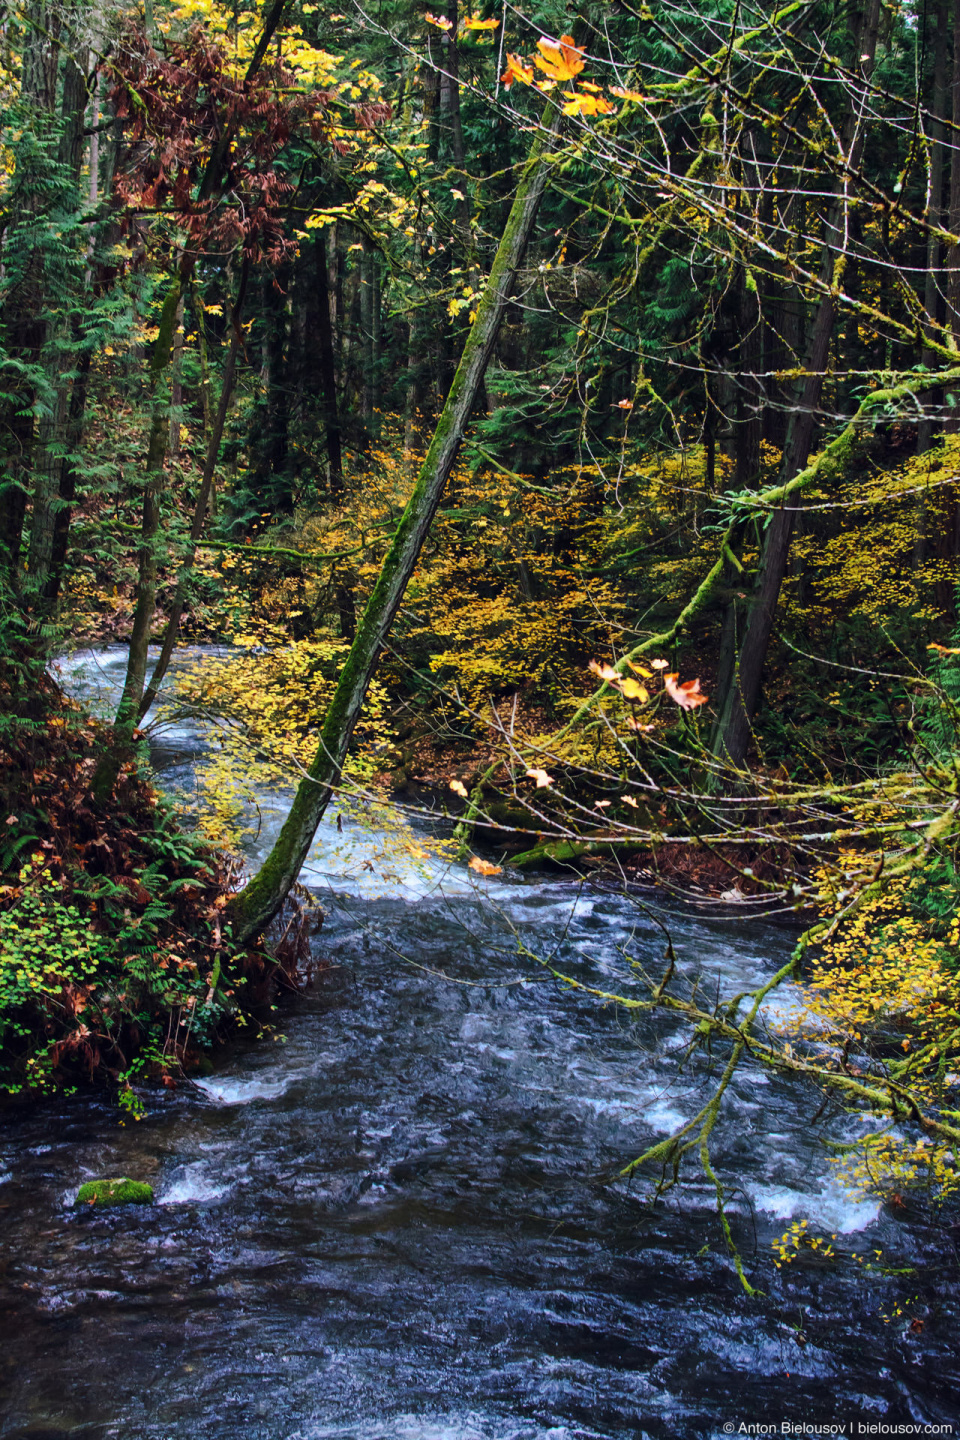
left=1, top=648, right=957, bottom=1439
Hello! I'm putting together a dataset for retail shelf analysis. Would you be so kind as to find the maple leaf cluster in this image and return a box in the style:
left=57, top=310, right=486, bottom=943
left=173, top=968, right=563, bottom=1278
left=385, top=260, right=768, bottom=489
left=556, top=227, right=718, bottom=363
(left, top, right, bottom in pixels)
left=588, top=657, right=708, bottom=713
left=107, top=22, right=388, bottom=265
left=501, top=34, right=621, bottom=117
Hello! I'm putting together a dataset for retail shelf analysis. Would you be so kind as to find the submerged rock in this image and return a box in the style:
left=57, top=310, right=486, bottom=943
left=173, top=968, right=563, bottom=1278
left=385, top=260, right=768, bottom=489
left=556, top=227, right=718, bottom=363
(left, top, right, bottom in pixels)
left=75, top=1178, right=154, bottom=1208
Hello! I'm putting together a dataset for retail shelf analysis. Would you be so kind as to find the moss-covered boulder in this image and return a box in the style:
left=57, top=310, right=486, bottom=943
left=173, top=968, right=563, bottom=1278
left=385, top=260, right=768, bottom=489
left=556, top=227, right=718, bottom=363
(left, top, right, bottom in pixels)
left=75, top=1177, right=154, bottom=1208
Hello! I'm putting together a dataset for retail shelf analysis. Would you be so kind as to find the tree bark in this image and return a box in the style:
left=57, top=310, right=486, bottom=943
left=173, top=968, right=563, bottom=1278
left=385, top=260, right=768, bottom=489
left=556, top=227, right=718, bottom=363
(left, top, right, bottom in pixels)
left=228, top=112, right=562, bottom=944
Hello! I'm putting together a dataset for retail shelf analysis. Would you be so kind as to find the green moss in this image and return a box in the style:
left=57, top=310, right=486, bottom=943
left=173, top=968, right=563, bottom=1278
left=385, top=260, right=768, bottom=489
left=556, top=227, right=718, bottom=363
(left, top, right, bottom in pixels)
left=506, top=837, right=638, bottom=868
left=75, top=1177, right=154, bottom=1208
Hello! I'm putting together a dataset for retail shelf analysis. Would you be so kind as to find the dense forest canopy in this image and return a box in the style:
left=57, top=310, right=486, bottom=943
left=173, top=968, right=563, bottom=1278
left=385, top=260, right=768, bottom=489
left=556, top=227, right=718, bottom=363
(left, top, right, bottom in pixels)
left=3, top=0, right=960, bottom=1240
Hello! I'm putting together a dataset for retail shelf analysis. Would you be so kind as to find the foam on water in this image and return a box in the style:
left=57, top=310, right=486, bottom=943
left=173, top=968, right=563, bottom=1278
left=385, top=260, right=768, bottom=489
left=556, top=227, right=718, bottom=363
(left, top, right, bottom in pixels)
left=159, top=1161, right=234, bottom=1205
left=193, top=1073, right=300, bottom=1106
left=296, top=1417, right=590, bottom=1440
left=751, top=1180, right=881, bottom=1233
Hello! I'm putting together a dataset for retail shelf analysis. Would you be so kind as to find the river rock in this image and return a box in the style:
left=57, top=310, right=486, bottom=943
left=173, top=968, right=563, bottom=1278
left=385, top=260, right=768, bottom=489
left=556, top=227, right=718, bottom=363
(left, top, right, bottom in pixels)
left=75, top=1178, right=154, bottom=1208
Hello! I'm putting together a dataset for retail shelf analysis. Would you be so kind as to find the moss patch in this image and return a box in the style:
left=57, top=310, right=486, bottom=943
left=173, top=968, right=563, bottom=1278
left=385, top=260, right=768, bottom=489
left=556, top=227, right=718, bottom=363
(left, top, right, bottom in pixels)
left=75, top=1177, right=154, bottom=1208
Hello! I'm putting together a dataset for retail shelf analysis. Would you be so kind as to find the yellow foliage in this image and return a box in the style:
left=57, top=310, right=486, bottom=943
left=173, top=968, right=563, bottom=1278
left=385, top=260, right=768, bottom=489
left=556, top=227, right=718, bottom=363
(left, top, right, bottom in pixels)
left=169, top=634, right=394, bottom=850
left=775, top=858, right=960, bottom=1205
left=789, top=436, right=960, bottom=628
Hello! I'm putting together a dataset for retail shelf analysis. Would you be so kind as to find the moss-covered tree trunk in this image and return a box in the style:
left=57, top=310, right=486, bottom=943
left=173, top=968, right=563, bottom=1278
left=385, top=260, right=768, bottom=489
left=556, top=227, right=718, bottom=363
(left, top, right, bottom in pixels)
left=229, top=113, right=561, bottom=944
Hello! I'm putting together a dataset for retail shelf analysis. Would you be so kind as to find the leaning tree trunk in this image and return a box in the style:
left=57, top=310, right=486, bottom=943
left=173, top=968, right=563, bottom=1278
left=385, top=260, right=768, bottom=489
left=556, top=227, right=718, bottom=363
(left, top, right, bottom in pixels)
left=711, top=0, right=882, bottom=768
left=228, top=111, right=562, bottom=944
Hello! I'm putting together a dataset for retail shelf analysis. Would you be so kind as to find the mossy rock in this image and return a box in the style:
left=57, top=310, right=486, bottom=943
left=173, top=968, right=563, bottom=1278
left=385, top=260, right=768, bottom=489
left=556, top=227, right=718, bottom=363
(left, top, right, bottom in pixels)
left=75, top=1177, right=154, bottom=1208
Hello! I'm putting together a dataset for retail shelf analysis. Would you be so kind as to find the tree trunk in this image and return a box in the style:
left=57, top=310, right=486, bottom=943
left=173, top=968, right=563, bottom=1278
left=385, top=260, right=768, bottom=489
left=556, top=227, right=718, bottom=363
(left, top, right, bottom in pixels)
left=43, top=346, right=93, bottom=607
left=0, top=2, right=61, bottom=584
left=138, top=270, right=249, bottom=718
left=108, top=274, right=185, bottom=746
left=360, top=234, right=376, bottom=427
left=315, top=231, right=343, bottom=493
left=26, top=44, right=90, bottom=597
left=919, top=0, right=950, bottom=455
left=945, top=0, right=960, bottom=430
left=712, top=0, right=882, bottom=767
left=228, top=112, right=562, bottom=944
left=735, top=266, right=763, bottom=487
left=168, top=293, right=185, bottom=460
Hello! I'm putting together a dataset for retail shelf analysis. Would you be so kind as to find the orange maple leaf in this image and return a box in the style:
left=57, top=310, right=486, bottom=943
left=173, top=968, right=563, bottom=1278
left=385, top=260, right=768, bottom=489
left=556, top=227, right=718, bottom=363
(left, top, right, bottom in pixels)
left=562, top=90, right=615, bottom=117
left=589, top=659, right=621, bottom=685
left=469, top=855, right=502, bottom=877
left=534, top=34, right=586, bottom=82
left=501, top=53, right=534, bottom=87
left=664, top=673, right=709, bottom=710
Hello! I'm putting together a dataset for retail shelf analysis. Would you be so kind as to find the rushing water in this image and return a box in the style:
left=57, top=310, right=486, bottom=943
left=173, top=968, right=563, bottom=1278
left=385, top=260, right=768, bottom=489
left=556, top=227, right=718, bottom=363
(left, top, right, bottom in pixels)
left=1, top=649, right=958, bottom=1439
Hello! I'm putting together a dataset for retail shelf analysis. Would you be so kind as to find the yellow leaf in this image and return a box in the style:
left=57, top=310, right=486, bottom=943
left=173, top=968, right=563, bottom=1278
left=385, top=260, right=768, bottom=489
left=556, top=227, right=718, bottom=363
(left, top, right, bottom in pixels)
left=464, top=14, right=499, bottom=28
left=425, top=11, right=453, bottom=28
left=611, top=86, right=647, bottom=103
left=525, top=767, right=553, bottom=788
left=469, top=855, right=502, bottom=876
left=622, top=795, right=638, bottom=808
left=620, top=677, right=649, bottom=702
left=449, top=779, right=468, bottom=799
